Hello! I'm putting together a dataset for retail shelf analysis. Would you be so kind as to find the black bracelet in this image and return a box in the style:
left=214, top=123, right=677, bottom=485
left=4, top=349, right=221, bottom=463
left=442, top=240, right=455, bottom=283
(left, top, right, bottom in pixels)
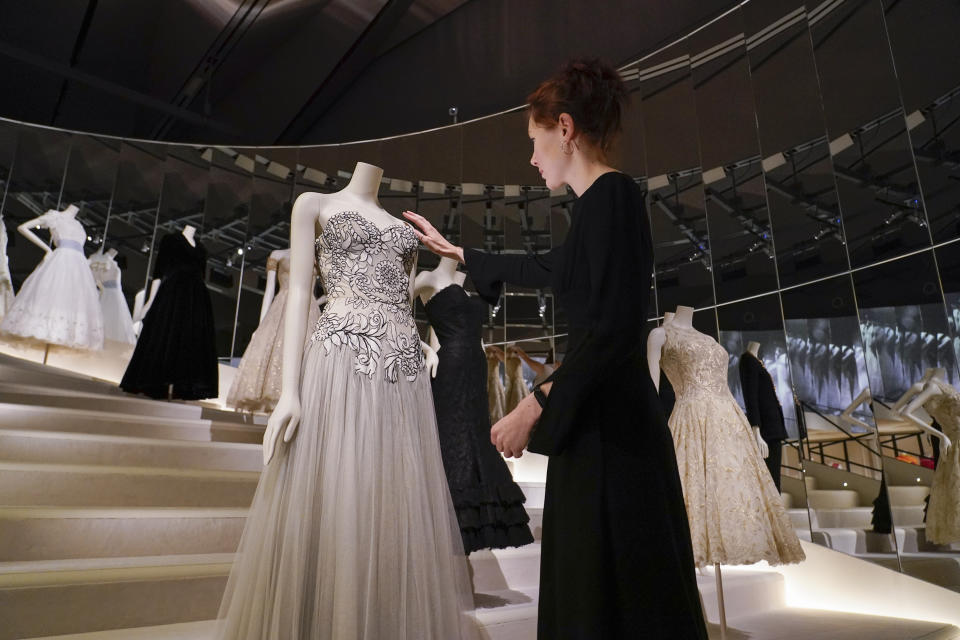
left=533, top=386, right=547, bottom=409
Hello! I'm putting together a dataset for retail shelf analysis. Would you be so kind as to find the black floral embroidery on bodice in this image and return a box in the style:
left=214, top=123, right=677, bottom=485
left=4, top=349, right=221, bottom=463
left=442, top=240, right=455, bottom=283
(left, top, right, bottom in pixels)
left=311, top=211, right=423, bottom=382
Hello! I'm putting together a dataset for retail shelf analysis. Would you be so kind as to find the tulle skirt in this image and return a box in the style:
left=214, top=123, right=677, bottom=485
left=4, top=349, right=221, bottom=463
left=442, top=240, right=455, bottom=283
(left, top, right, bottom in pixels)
left=0, top=248, right=103, bottom=350
left=669, top=390, right=805, bottom=567
left=215, top=341, right=478, bottom=640
left=100, top=285, right=136, bottom=345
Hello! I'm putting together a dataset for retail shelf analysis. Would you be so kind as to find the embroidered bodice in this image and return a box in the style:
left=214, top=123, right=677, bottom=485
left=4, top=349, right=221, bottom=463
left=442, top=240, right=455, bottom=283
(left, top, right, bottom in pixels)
left=312, top=210, right=423, bottom=383
left=89, top=254, right=122, bottom=286
left=39, top=211, right=88, bottom=251
left=661, top=324, right=732, bottom=399
left=924, top=380, right=960, bottom=441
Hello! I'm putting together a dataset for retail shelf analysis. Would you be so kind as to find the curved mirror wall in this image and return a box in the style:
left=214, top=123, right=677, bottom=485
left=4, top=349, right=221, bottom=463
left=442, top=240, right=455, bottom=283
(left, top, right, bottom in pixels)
left=0, top=0, right=958, bottom=592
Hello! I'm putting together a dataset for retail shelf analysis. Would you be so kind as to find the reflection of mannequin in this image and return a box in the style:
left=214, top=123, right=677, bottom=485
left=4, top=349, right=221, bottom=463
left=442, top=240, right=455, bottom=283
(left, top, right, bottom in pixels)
left=900, top=375, right=960, bottom=544
left=739, top=341, right=786, bottom=491
left=226, top=249, right=323, bottom=413
left=486, top=345, right=506, bottom=423
left=416, top=258, right=534, bottom=553
left=133, top=224, right=196, bottom=327
left=413, top=257, right=461, bottom=378
left=120, top=226, right=217, bottom=400
left=646, top=305, right=804, bottom=568
left=0, top=215, right=14, bottom=320
left=88, top=248, right=136, bottom=345
left=216, top=162, right=475, bottom=639
left=0, top=205, right=104, bottom=350
left=504, top=343, right=529, bottom=412
left=838, top=387, right=875, bottom=432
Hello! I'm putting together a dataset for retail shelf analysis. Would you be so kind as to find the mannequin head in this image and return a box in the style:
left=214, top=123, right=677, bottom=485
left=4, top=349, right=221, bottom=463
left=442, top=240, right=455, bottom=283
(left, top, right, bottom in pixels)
left=526, top=58, right=627, bottom=191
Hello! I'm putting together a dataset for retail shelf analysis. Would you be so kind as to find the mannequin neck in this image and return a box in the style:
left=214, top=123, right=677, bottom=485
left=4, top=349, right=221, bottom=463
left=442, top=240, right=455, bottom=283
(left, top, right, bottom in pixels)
left=672, top=305, right=694, bottom=328
left=435, top=256, right=460, bottom=278
left=747, top=341, right=761, bottom=357
left=662, top=312, right=675, bottom=326
left=341, top=162, right=383, bottom=206
left=182, top=225, right=197, bottom=247
left=106, top=247, right=118, bottom=258
left=60, top=204, right=79, bottom=218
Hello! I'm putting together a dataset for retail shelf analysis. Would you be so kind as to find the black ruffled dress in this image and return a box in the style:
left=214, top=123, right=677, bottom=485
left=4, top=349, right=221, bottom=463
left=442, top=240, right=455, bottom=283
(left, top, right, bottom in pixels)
left=424, top=283, right=534, bottom=553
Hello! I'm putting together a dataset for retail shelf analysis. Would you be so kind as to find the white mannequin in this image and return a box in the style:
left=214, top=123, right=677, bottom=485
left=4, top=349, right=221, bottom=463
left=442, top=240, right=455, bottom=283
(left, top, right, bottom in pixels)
left=647, top=305, right=766, bottom=455
left=413, top=257, right=465, bottom=379
left=17, top=204, right=80, bottom=256
left=133, top=224, right=197, bottom=327
left=746, top=341, right=760, bottom=358
left=892, top=367, right=947, bottom=413
left=838, top=387, right=875, bottom=432
left=895, top=369, right=953, bottom=449
left=263, top=162, right=436, bottom=464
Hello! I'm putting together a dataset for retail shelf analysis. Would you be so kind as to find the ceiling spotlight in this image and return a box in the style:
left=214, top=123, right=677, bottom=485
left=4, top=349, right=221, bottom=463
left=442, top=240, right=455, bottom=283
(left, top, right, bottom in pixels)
left=237, top=248, right=244, bottom=256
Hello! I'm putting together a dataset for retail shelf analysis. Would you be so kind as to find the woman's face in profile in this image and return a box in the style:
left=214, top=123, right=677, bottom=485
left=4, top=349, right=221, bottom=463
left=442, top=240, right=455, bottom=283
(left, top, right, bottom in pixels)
left=528, top=115, right=567, bottom=190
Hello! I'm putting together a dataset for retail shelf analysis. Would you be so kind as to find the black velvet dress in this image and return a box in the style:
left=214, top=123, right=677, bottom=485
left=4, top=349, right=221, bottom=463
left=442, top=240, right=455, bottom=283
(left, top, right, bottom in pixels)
left=121, top=232, right=218, bottom=400
left=424, top=283, right=534, bottom=553
left=463, top=172, right=707, bottom=639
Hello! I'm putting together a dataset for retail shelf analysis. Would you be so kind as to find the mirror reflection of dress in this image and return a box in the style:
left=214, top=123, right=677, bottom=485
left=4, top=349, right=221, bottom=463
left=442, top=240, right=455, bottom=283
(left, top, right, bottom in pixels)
left=226, top=253, right=320, bottom=412
left=661, top=323, right=805, bottom=567
left=424, top=284, right=534, bottom=553
left=0, top=217, right=14, bottom=321
left=0, top=210, right=103, bottom=350
left=88, top=251, right=136, bottom=345
left=503, top=350, right=528, bottom=412
left=486, top=349, right=505, bottom=423
left=922, top=380, right=960, bottom=544
left=120, top=232, right=218, bottom=400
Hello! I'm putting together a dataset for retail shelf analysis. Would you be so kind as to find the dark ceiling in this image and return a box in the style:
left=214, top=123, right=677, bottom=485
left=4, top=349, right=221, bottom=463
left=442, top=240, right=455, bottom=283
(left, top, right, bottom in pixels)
left=0, top=0, right=736, bottom=145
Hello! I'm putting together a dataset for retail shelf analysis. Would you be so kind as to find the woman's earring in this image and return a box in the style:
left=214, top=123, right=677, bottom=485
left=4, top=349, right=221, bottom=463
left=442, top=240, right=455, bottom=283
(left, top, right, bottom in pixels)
left=560, top=140, right=573, bottom=155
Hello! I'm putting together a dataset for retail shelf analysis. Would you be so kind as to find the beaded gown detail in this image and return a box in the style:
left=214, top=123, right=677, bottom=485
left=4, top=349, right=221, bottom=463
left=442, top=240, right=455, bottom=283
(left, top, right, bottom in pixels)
left=0, top=210, right=103, bottom=349
left=215, top=211, right=476, bottom=640
left=425, top=284, right=534, bottom=553
left=0, top=217, right=14, bottom=321
left=661, top=323, right=805, bottom=567
left=227, top=253, right=321, bottom=412
left=922, top=380, right=960, bottom=544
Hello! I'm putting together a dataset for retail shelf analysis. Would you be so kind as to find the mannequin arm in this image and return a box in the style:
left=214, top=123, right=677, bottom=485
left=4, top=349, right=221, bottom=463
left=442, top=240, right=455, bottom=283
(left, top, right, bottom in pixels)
left=264, top=192, right=321, bottom=464
left=17, top=217, right=52, bottom=255
left=509, top=345, right=546, bottom=378
left=646, top=327, right=666, bottom=392
left=259, top=268, right=278, bottom=323
left=427, top=326, right=440, bottom=353
left=900, top=384, right=952, bottom=449
left=891, top=382, right=925, bottom=413
left=133, top=279, right=162, bottom=322
left=421, top=340, right=439, bottom=378
left=754, top=427, right=769, bottom=457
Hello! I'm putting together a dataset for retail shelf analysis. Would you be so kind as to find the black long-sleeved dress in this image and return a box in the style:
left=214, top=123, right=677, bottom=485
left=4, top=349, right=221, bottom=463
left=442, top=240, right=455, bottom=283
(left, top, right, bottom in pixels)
left=463, top=172, right=707, bottom=639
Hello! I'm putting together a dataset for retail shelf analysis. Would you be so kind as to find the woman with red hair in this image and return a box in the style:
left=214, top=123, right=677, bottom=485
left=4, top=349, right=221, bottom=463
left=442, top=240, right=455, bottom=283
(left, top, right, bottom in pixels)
left=405, top=58, right=707, bottom=639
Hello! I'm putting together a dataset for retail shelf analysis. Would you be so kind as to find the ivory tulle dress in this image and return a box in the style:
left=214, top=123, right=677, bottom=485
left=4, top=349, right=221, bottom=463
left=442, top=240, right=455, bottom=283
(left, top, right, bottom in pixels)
left=0, top=210, right=103, bottom=350
left=215, top=211, right=476, bottom=640
left=88, top=252, right=136, bottom=345
left=0, top=218, right=14, bottom=321
left=922, top=379, right=960, bottom=544
left=661, top=323, right=805, bottom=567
left=226, top=253, right=321, bottom=412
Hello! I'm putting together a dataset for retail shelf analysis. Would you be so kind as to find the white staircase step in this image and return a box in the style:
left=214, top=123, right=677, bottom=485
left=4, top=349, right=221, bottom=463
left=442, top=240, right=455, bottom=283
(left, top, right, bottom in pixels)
left=469, top=543, right=540, bottom=592
left=811, top=507, right=873, bottom=528
left=517, top=482, right=545, bottom=509
left=889, top=485, right=931, bottom=507
left=526, top=507, right=542, bottom=541
left=726, top=607, right=960, bottom=639
left=470, top=586, right=539, bottom=640
left=23, top=619, right=217, bottom=639
left=892, top=505, right=927, bottom=527
left=807, top=489, right=860, bottom=509
left=0, top=506, right=248, bottom=561
left=0, top=383, right=204, bottom=421
left=696, top=567, right=786, bottom=623
left=781, top=492, right=794, bottom=509
left=0, top=462, right=259, bottom=507
left=804, top=475, right=818, bottom=491
left=0, top=403, right=265, bottom=444
left=0, top=554, right=231, bottom=640
left=787, top=508, right=811, bottom=528
left=0, top=429, right=263, bottom=471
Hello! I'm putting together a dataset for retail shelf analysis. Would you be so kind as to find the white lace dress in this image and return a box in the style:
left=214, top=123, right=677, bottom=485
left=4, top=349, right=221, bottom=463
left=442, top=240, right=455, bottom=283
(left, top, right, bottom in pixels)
left=0, top=211, right=103, bottom=350
left=0, top=217, right=14, bottom=322
left=923, top=380, right=960, bottom=544
left=89, top=253, right=136, bottom=345
left=661, top=323, right=805, bottom=567
left=215, top=211, right=477, bottom=640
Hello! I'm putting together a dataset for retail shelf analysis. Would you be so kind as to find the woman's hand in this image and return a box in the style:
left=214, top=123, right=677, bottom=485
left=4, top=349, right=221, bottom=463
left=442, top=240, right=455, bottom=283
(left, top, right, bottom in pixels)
left=263, top=393, right=302, bottom=465
left=491, top=393, right=541, bottom=458
left=402, top=211, right=464, bottom=263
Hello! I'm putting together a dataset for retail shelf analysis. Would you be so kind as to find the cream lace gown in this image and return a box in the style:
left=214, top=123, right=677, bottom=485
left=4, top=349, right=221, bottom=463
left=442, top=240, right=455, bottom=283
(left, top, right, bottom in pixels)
left=0, top=217, right=14, bottom=321
left=226, top=254, right=321, bottom=413
left=486, top=350, right=506, bottom=423
left=504, top=351, right=529, bottom=413
left=661, top=324, right=805, bottom=567
left=0, top=210, right=103, bottom=350
left=215, top=211, right=476, bottom=640
left=923, top=380, right=960, bottom=544
left=89, top=253, right=136, bottom=345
